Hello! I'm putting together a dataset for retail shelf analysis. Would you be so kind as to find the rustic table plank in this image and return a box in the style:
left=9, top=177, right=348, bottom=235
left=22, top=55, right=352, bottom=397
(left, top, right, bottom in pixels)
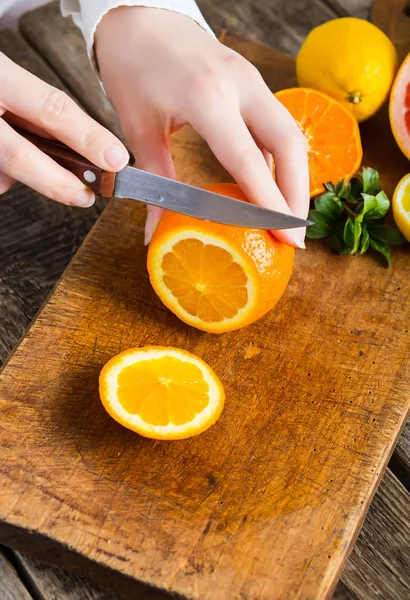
left=0, top=182, right=107, bottom=361
left=0, top=1, right=408, bottom=599
left=334, top=470, right=410, bottom=600
left=0, top=27, right=66, bottom=88
left=0, top=549, right=33, bottom=600
left=323, top=0, right=373, bottom=18
left=8, top=549, right=124, bottom=600
left=0, top=181, right=107, bottom=363
left=390, top=427, right=410, bottom=491
left=198, top=0, right=337, bottom=51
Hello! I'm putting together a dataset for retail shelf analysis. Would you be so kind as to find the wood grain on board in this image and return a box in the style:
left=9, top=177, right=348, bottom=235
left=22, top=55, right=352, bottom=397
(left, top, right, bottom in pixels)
left=1, top=2, right=409, bottom=600
left=372, top=0, right=410, bottom=61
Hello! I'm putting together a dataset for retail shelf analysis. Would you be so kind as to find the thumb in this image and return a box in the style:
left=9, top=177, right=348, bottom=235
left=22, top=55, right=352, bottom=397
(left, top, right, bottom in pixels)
left=144, top=205, right=163, bottom=246
left=126, top=123, right=176, bottom=245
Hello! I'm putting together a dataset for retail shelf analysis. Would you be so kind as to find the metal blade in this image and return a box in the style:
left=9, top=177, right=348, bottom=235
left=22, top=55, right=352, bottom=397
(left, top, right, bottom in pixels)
left=114, top=166, right=312, bottom=230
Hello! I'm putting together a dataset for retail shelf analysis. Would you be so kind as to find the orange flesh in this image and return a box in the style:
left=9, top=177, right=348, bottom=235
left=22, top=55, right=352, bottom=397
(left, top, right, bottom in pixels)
left=162, top=239, right=248, bottom=323
left=117, top=356, right=210, bottom=426
left=276, top=88, right=362, bottom=196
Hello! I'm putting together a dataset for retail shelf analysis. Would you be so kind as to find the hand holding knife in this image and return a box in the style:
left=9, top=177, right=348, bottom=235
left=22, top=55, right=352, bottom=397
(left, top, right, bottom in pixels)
left=18, top=129, right=312, bottom=232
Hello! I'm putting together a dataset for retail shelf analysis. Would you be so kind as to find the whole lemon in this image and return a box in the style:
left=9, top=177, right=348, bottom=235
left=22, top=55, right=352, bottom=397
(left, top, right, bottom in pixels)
left=296, top=18, right=398, bottom=122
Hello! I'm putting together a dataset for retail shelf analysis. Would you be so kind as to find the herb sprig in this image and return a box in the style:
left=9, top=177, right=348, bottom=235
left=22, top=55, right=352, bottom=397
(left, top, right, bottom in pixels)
left=306, top=168, right=406, bottom=266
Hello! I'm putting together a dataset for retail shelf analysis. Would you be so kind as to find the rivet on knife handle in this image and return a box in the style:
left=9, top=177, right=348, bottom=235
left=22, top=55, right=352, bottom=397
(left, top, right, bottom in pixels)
left=16, top=128, right=116, bottom=198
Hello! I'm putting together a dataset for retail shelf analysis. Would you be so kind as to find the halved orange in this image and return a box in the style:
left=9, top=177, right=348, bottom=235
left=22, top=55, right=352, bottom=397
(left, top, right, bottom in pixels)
left=99, top=346, right=225, bottom=440
left=147, top=184, right=294, bottom=334
left=275, top=88, right=363, bottom=197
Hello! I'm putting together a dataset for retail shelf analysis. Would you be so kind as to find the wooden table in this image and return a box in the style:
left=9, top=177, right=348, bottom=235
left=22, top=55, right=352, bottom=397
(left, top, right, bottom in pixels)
left=0, top=1, right=409, bottom=598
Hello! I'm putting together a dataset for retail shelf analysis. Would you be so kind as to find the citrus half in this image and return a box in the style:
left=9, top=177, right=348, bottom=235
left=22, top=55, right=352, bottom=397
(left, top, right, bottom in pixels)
left=147, top=184, right=294, bottom=333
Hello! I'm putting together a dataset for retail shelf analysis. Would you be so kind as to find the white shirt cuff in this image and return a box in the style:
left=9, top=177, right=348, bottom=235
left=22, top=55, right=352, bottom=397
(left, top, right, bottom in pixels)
left=61, top=1, right=215, bottom=71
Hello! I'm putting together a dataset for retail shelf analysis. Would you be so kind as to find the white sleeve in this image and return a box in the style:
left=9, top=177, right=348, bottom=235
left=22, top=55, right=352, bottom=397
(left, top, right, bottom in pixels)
left=60, top=1, right=215, bottom=68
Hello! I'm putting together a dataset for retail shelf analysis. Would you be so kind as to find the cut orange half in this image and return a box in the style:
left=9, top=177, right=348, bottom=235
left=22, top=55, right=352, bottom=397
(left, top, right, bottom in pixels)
left=147, top=184, right=294, bottom=334
left=99, top=347, right=225, bottom=440
left=275, top=88, right=363, bottom=197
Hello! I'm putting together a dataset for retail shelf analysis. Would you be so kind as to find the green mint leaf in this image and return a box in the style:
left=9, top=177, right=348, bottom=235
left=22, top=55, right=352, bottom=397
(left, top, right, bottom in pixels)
left=338, top=181, right=352, bottom=200
left=306, top=210, right=334, bottom=239
left=361, top=193, right=380, bottom=218
left=324, top=182, right=336, bottom=193
left=335, top=180, right=344, bottom=195
left=375, top=191, right=390, bottom=217
left=361, top=191, right=390, bottom=220
left=307, top=167, right=402, bottom=267
left=352, top=219, right=362, bottom=253
left=343, top=216, right=362, bottom=254
left=315, top=191, right=343, bottom=219
left=369, top=236, right=392, bottom=267
left=343, top=217, right=355, bottom=251
left=367, top=224, right=407, bottom=246
left=350, top=177, right=363, bottom=200
left=360, top=225, right=370, bottom=254
left=328, top=222, right=345, bottom=254
left=361, top=167, right=382, bottom=195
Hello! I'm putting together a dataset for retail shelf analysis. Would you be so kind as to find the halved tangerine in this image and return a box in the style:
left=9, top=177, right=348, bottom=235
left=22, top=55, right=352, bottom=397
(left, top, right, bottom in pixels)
left=275, top=88, right=363, bottom=197
left=147, top=184, right=294, bottom=333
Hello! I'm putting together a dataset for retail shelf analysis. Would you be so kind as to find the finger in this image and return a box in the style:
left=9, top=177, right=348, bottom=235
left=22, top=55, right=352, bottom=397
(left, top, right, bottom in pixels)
left=0, top=119, right=95, bottom=207
left=260, top=146, right=272, bottom=171
left=124, top=118, right=176, bottom=245
left=243, top=88, right=310, bottom=243
left=0, top=170, right=15, bottom=194
left=144, top=206, right=163, bottom=246
left=191, top=107, right=303, bottom=247
left=0, top=52, right=129, bottom=172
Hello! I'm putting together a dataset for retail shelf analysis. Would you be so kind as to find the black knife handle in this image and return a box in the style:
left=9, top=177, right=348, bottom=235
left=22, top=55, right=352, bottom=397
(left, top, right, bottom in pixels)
left=16, top=128, right=116, bottom=197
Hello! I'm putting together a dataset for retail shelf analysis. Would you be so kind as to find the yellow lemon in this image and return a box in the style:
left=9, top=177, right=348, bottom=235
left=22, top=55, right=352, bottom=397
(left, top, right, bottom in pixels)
left=393, top=174, right=410, bottom=241
left=296, top=18, right=398, bottom=122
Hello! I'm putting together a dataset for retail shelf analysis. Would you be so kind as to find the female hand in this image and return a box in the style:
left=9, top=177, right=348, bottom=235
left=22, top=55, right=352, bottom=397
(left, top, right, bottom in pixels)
left=0, top=51, right=129, bottom=207
left=95, top=7, right=309, bottom=247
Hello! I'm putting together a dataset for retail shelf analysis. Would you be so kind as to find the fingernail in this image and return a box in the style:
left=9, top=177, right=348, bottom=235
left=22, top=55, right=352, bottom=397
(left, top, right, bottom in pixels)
left=76, top=190, right=95, bottom=208
left=104, top=143, right=129, bottom=170
left=293, top=228, right=306, bottom=249
left=144, top=211, right=157, bottom=246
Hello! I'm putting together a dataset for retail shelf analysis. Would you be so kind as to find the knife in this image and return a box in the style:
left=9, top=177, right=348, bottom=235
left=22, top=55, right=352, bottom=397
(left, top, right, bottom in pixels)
left=20, top=130, right=312, bottom=230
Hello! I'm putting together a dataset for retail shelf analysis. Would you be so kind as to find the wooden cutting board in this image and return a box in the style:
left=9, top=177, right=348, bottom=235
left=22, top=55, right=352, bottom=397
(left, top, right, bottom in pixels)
left=0, top=1, right=409, bottom=599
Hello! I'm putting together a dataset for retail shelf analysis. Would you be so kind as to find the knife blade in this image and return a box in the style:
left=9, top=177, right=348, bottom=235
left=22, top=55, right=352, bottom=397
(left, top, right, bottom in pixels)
left=113, top=166, right=311, bottom=230
left=19, top=129, right=312, bottom=230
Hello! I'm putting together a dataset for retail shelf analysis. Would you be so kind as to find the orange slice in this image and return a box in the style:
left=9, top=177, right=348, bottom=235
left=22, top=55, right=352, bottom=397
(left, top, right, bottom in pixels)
left=99, top=346, right=225, bottom=440
left=275, top=88, right=363, bottom=197
left=147, top=184, right=294, bottom=334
